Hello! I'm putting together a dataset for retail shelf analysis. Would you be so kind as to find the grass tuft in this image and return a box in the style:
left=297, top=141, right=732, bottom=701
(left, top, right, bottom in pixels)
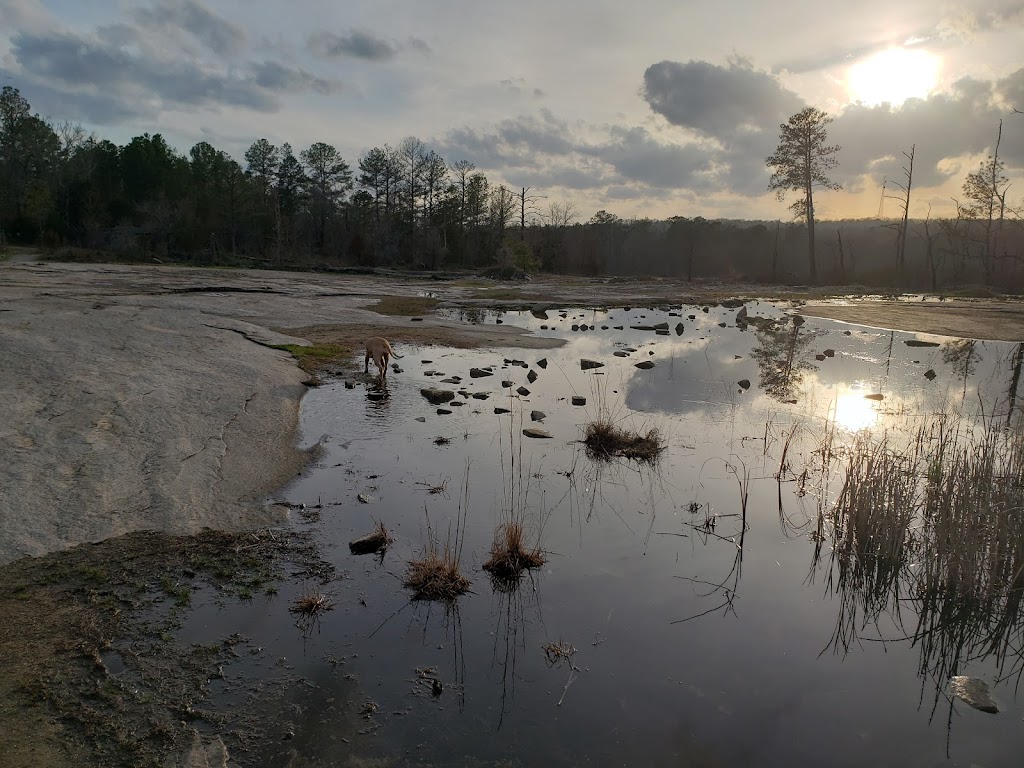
left=348, top=521, right=394, bottom=555
left=289, top=588, right=334, bottom=617
left=404, top=538, right=471, bottom=601
left=583, top=421, right=665, bottom=462
left=482, top=522, right=546, bottom=582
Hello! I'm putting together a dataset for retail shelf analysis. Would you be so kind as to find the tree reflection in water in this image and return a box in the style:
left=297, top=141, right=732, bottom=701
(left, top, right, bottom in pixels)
left=750, top=317, right=825, bottom=402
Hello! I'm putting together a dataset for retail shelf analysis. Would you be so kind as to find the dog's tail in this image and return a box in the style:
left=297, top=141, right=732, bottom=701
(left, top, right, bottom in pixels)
left=392, top=352, right=404, bottom=358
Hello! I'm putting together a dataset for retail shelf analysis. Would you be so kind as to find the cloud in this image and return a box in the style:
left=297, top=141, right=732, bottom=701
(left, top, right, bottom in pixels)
left=249, top=61, right=340, bottom=96
left=308, top=29, right=428, bottom=61
left=7, top=29, right=343, bottom=122
left=131, top=0, right=245, bottom=56
left=642, top=58, right=805, bottom=141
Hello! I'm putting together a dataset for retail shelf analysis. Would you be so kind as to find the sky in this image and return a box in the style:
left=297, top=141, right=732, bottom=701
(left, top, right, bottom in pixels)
left=1, top=0, right=1022, bottom=222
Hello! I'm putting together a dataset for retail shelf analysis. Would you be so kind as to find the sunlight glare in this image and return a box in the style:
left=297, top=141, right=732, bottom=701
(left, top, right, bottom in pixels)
left=847, top=48, right=940, bottom=107
left=832, top=391, right=880, bottom=433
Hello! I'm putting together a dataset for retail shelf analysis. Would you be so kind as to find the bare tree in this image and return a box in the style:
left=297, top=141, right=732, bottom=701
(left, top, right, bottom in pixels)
left=883, top=145, right=915, bottom=283
left=960, top=120, right=1011, bottom=282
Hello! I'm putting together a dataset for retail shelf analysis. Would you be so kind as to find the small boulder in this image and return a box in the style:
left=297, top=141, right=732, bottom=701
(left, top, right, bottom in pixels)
left=951, top=676, right=999, bottom=713
left=530, top=410, right=546, bottom=421
left=437, top=408, right=453, bottom=415
left=571, top=396, right=586, bottom=406
left=470, top=368, right=493, bottom=378
left=522, top=428, right=552, bottom=439
left=675, top=323, right=684, bottom=335
left=471, top=392, right=490, bottom=400
left=516, top=386, right=530, bottom=396
left=494, top=407, right=511, bottom=414
left=536, top=358, right=548, bottom=369
left=581, top=359, right=604, bottom=370
left=924, top=369, right=937, bottom=380
left=527, top=370, right=538, bottom=383
left=738, top=379, right=751, bottom=390
left=635, top=360, right=655, bottom=370
left=421, top=387, right=456, bottom=405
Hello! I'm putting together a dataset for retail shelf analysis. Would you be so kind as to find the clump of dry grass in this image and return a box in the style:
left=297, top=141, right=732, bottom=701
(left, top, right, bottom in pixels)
left=405, top=538, right=471, bottom=601
left=542, top=640, right=576, bottom=666
left=289, top=588, right=334, bottom=617
left=583, top=420, right=665, bottom=462
left=483, top=522, right=545, bottom=581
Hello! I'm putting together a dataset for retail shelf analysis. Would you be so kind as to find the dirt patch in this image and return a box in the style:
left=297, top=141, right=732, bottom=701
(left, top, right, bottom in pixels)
left=0, top=528, right=336, bottom=768
left=799, top=300, right=1024, bottom=342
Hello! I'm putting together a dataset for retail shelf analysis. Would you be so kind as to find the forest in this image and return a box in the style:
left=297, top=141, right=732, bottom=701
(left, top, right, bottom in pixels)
left=1, top=84, right=1021, bottom=290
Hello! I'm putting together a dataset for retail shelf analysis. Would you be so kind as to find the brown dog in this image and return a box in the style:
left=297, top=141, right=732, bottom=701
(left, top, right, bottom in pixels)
left=364, top=337, right=403, bottom=379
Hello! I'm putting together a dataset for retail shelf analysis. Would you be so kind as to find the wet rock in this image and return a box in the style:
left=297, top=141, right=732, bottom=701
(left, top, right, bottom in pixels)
left=630, top=325, right=657, bottom=331
left=471, top=392, right=490, bottom=400
left=613, top=325, right=624, bottom=330
left=421, top=360, right=433, bottom=364
left=357, top=494, right=371, bottom=504
left=440, top=377, right=461, bottom=384
left=905, top=339, right=940, bottom=347
left=601, top=325, right=609, bottom=330
left=635, top=361, right=655, bottom=370
left=823, top=349, right=835, bottom=357
left=792, top=315, right=805, bottom=326
left=572, top=324, right=580, bottom=331
left=951, top=676, right=999, bottom=713
left=722, top=299, right=745, bottom=308
left=414, top=416, right=426, bottom=422
left=527, top=370, right=538, bottom=384
left=653, top=322, right=669, bottom=331
left=344, top=381, right=355, bottom=389
left=614, top=351, right=630, bottom=357
left=540, top=325, right=549, bottom=329
left=572, top=396, right=586, bottom=406
left=421, top=387, right=456, bottom=405
left=522, top=428, right=553, bottom=439
left=470, top=367, right=493, bottom=378
left=349, top=527, right=392, bottom=555
left=366, top=391, right=387, bottom=401
left=656, top=329, right=670, bottom=335
left=392, top=367, right=403, bottom=374
left=688, top=315, right=696, bottom=320
left=736, top=306, right=748, bottom=323
left=924, top=369, right=937, bottom=380
left=718, top=322, right=727, bottom=328
left=559, top=312, right=568, bottom=318
left=449, top=401, right=465, bottom=406
left=702, top=307, right=709, bottom=313
left=843, top=330, right=852, bottom=335
left=581, top=359, right=604, bottom=370
left=494, top=407, right=511, bottom=414
left=495, top=319, right=503, bottom=324
left=738, top=379, right=751, bottom=390
left=815, top=354, right=826, bottom=361
left=411, top=317, right=423, bottom=322
left=437, top=408, right=452, bottom=415
left=511, top=360, right=528, bottom=368
left=424, top=370, right=437, bottom=376
left=531, top=307, right=549, bottom=320
left=536, top=358, right=548, bottom=369
left=864, top=393, right=885, bottom=401
left=675, top=323, right=684, bottom=335
left=530, top=410, right=546, bottom=421
left=516, top=386, right=530, bottom=396
left=502, top=380, right=514, bottom=388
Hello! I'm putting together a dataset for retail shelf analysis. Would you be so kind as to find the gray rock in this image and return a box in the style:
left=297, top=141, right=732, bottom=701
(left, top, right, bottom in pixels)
left=502, top=380, right=514, bottom=388
left=494, top=407, right=511, bottom=414
left=536, top=358, right=548, bottom=369
left=469, top=367, right=493, bottom=378
left=357, top=493, right=371, bottom=504
left=471, top=392, right=490, bottom=400
left=924, top=369, right=937, bottom=380
left=572, top=396, right=586, bottom=406
left=675, top=323, right=684, bottom=335
left=522, top=428, right=553, bottom=439
left=614, top=351, right=630, bottom=357
left=581, top=359, right=604, bottom=370
left=516, top=386, right=530, bottom=396
left=415, top=416, right=426, bottom=422
left=530, top=410, right=546, bottom=421
left=635, top=361, right=655, bottom=370
left=421, top=387, right=456, bottom=405
left=344, top=380, right=355, bottom=389
left=527, top=370, right=538, bottom=383
left=738, top=379, right=751, bottom=390
left=951, top=676, right=999, bottom=713
left=437, top=408, right=452, bottom=415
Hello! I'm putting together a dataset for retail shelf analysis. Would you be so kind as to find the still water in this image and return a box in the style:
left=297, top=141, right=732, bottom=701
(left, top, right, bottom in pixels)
left=181, top=301, right=1024, bottom=767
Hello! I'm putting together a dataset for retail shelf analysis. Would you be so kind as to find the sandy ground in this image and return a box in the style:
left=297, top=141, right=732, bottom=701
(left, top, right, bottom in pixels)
left=2, top=258, right=1023, bottom=566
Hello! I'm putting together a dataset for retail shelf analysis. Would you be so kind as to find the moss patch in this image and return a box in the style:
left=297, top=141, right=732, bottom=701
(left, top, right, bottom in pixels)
left=271, top=342, right=353, bottom=380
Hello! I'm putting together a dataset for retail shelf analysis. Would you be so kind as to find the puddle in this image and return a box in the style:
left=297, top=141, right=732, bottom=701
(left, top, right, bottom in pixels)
left=178, top=301, right=1024, bottom=766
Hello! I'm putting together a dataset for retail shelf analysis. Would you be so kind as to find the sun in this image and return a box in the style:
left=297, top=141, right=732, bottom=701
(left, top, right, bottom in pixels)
left=847, top=48, right=940, bottom=107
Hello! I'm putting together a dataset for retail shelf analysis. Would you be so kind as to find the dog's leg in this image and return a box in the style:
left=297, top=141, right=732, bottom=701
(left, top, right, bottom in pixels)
left=365, top=349, right=371, bottom=374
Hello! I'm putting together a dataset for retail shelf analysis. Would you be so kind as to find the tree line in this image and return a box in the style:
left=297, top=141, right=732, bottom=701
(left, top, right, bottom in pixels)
left=1, top=84, right=1021, bottom=289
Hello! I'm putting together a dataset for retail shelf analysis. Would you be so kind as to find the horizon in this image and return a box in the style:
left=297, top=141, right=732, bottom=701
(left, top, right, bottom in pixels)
left=1, top=0, right=1022, bottom=222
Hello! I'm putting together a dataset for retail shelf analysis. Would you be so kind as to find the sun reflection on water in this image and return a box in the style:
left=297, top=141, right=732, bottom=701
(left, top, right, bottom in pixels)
left=832, top=388, right=880, bottom=432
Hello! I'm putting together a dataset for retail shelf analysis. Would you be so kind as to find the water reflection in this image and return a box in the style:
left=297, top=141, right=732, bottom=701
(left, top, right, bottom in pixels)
left=750, top=318, right=825, bottom=402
